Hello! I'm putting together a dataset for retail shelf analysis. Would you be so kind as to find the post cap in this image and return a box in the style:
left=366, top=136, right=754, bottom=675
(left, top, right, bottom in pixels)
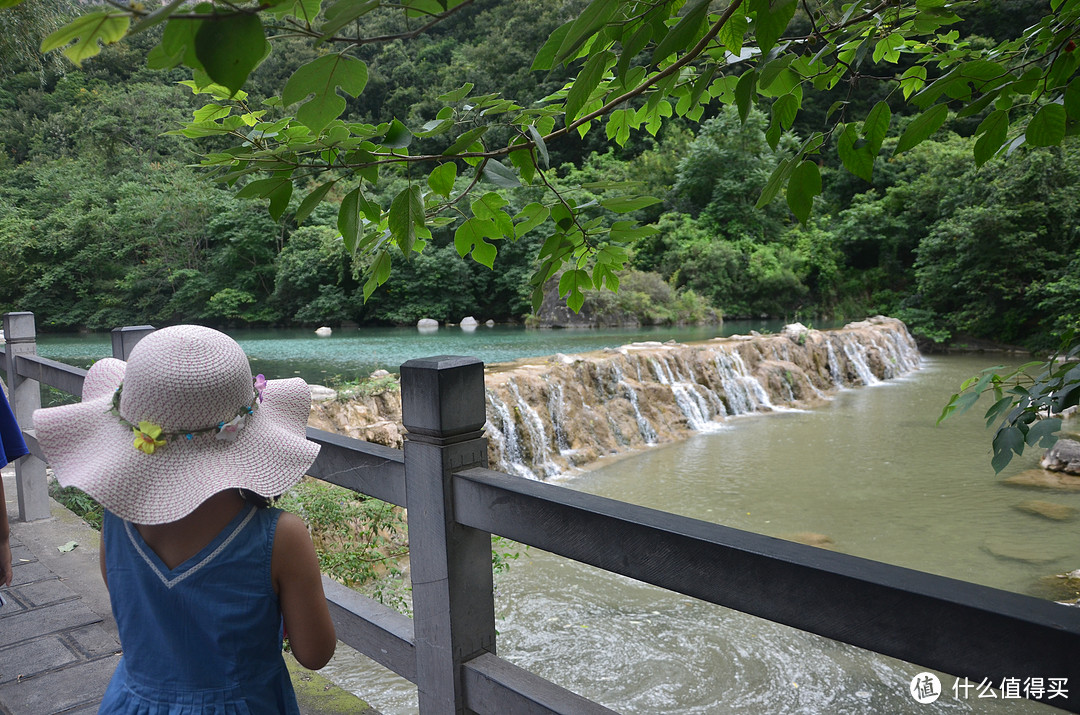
left=400, top=356, right=486, bottom=438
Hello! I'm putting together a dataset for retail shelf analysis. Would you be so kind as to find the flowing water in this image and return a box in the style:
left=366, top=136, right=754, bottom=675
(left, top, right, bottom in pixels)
left=322, top=353, right=1077, bottom=714
left=37, top=325, right=1076, bottom=711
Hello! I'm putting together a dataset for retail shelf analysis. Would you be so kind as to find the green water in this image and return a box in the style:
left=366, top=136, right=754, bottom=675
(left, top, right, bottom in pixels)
left=36, top=322, right=791, bottom=383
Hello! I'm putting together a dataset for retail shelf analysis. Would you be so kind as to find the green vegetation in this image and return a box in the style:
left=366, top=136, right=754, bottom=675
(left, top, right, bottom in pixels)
left=50, top=479, right=105, bottom=529
left=3, top=0, right=1080, bottom=466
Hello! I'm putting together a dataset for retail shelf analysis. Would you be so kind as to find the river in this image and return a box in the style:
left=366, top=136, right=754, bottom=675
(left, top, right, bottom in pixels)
left=38, top=326, right=1076, bottom=712
left=320, top=353, right=1076, bottom=714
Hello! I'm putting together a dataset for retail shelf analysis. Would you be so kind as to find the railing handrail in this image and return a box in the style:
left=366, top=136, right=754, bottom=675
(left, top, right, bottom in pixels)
left=453, top=466, right=1080, bottom=689
left=4, top=316, right=1078, bottom=714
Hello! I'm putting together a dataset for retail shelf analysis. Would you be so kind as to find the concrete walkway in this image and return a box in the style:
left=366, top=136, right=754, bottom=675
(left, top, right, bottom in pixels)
left=0, top=471, right=380, bottom=715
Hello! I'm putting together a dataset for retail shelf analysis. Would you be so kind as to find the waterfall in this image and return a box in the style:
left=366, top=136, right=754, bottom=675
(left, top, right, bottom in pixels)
left=648, top=355, right=721, bottom=431
left=507, top=380, right=559, bottom=479
left=545, top=378, right=571, bottom=453
left=610, top=362, right=658, bottom=444
left=485, top=391, right=537, bottom=480
left=837, top=334, right=879, bottom=385
left=457, top=318, right=920, bottom=480
left=712, top=349, right=774, bottom=415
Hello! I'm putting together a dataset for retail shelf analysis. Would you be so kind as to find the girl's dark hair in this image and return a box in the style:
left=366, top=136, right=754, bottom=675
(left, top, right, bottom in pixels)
left=238, top=489, right=274, bottom=509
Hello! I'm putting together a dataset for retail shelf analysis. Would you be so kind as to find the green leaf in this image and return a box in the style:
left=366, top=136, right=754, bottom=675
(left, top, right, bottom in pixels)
left=558, top=269, right=593, bottom=312
left=454, top=218, right=499, bottom=268
left=1025, top=103, right=1066, bottom=147
left=837, top=124, right=874, bottom=182
left=553, top=0, right=618, bottom=65
left=442, top=126, right=488, bottom=155
left=900, top=64, right=927, bottom=100
left=129, top=0, right=187, bottom=35
left=608, top=221, right=659, bottom=241
left=756, top=157, right=793, bottom=208
left=717, top=1, right=747, bottom=55
left=514, top=203, right=550, bottom=238
left=427, top=163, right=457, bottom=197
left=481, top=160, right=521, bottom=188
left=894, top=103, right=949, bottom=155
left=282, top=54, right=368, bottom=134
left=266, top=178, right=293, bottom=222
left=735, top=71, right=756, bottom=123
left=566, top=49, right=615, bottom=123
left=320, top=0, right=380, bottom=38
left=363, top=250, right=391, bottom=301
left=295, top=180, right=337, bottom=224
left=532, top=22, right=572, bottom=71
left=382, top=118, right=412, bottom=148
left=235, top=175, right=290, bottom=200
left=600, top=195, right=661, bottom=213
left=1065, top=78, right=1080, bottom=120
left=508, top=148, right=537, bottom=185
left=437, top=82, right=474, bottom=103
left=652, top=0, right=710, bottom=65
left=1025, top=417, right=1062, bottom=447
left=862, top=101, right=891, bottom=154
left=194, top=13, right=267, bottom=95
left=338, top=187, right=363, bottom=254
left=786, top=160, right=821, bottom=224
left=0, top=0, right=24, bottom=7
left=388, top=185, right=426, bottom=254
left=973, top=110, right=1008, bottom=166
left=991, top=426, right=1025, bottom=472
left=751, top=0, right=796, bottom=55
left=527, top=125, right=550, bottom=168
left=41, top=12, right=131, bottom=65
left=772, top=93, right=799, bottom=131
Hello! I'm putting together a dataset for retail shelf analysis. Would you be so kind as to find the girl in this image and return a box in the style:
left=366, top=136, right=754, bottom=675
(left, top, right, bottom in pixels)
left=34, top=325, right=336, bottom=713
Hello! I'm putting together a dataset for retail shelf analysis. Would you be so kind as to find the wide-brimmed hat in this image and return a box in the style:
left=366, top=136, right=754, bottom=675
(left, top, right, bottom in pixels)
left=34, top=325, right=320, bottom=525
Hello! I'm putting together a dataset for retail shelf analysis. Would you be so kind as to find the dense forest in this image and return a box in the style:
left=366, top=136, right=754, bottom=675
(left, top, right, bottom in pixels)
left=0, top=0, right=1077, bottom=351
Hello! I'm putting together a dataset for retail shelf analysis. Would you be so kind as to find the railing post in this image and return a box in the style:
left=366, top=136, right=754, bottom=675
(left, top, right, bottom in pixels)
left=2, top=312, right=49, bottom=521
left=400, top=356, right=494, bottom=715
left=111, top=325, right=155, bottom=360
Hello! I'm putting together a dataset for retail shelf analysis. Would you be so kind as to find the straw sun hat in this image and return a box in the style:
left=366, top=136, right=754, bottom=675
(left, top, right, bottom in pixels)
left=34, top=325, right=320, bottom=525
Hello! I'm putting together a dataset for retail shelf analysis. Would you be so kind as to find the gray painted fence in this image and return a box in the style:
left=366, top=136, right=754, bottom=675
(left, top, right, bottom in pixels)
left=2, top=313, right=1079, bottom=714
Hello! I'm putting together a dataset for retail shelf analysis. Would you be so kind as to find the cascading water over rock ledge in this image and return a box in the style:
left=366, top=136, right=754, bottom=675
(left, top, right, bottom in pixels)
left=482, top=317, right=919, bottom=480
left=308, top=317, right=921, bottom=481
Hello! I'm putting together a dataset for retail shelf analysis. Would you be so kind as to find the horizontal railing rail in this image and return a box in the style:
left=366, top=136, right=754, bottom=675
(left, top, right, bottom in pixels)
left=3, top=314, right=1078, bottom=714
left=453, top=466, right=1080, bottom=695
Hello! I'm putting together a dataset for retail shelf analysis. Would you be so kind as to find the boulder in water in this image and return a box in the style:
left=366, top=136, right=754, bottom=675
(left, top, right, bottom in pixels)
left=1015, top=500, right=1077, bottom=521
left=417, top=318, right=439, bottom=332
left=782, top=322, right=810, bottom=344
left=1005, top=468, right=1080, bottom=491
left=1041, top=438, right=1080, bottom=475
left=314, top=326, right=332, bottom=337
left=784, top=532, right=835, bottom=548
left=310, top=384, right=337, bottom=402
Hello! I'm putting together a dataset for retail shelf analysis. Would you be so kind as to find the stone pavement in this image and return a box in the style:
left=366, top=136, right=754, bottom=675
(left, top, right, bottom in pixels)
left=0, top=471, right=380, bottom=715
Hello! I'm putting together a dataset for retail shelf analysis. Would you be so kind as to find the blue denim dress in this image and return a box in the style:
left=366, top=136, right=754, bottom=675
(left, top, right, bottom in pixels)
left=99, top=506, right=300, bottom=714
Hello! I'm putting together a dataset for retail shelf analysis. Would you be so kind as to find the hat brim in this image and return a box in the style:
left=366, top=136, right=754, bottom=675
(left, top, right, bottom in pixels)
left=35, top=361, right=319, bottom=525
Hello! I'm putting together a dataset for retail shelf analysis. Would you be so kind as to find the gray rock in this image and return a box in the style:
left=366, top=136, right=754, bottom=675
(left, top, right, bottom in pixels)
left=309, top=385, right=337, bottom=402
left=1042, top=438, right=1080, bottom=475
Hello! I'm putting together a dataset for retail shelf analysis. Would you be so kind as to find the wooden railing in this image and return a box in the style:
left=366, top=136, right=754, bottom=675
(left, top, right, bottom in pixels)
left=3, top=311, right=1079, bottom=714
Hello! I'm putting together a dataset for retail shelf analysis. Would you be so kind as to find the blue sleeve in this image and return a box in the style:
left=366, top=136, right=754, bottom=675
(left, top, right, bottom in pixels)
left=0, top=384, right=29, bottom=466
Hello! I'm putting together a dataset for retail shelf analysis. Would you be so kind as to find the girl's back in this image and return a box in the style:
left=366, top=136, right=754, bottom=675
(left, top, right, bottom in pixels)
left=101, top=503, right=300, bottom=713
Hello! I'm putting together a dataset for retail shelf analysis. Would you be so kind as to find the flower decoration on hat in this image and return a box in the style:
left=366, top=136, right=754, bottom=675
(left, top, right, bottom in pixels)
left=216, top=414, right=246, bottom=442
left=111, top=383, right=259, bottom=453
left=133, top=422, right=166, bottom=454
left=254, top=374, right=267, bottom=403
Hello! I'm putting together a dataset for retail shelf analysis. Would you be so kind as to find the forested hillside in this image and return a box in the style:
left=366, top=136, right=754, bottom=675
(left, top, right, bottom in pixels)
left=0, top=0, right=1076, bottom=351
